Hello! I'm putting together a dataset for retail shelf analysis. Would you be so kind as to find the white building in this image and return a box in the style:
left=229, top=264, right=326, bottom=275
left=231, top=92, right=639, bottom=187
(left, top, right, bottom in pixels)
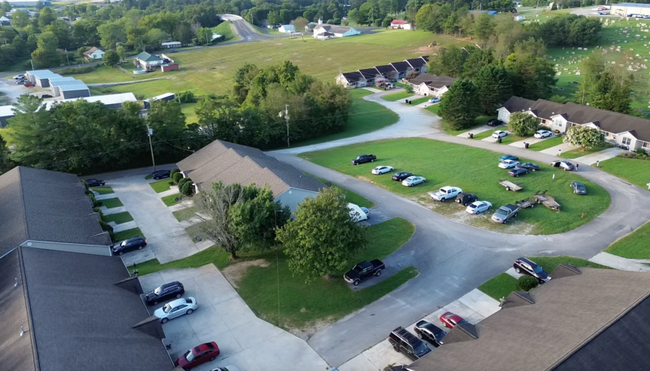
left=161, top=41, right=182, bottom=49
left=278, top=24, right=295, bottom=33
left=313, top=24, right=361, bottom=40
left=407, top=73, right=457, bottom=97
left=83, top=47, right=104, bottom=61
left=611, top=2, right=650, bottom=17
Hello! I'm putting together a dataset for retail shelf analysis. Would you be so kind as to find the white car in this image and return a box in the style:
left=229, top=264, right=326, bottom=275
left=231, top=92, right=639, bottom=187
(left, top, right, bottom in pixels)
left=498, top=160, right=520, bottom=169
left=210, top=367, right=241, bottom=371
left=492, top=130, right=508, bottom=139
left=371, top=165, right=394, bottom=175
left=466, top=201, right=492, bottom=214
left=534, top=130, right=553, bottom=139
left=429, top=186, right=462, bottom=202
left=402, top=176, right=426, bottom=187
left=348, top=203, right=368, bottom=222
left=154, top=297, right=198, bottom=323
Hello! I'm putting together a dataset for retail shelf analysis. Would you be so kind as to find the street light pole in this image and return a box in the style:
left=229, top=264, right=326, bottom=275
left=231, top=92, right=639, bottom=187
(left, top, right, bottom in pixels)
left=147, top=124, right=157, bottom=172
left=279, top=104, right=290, bottom=148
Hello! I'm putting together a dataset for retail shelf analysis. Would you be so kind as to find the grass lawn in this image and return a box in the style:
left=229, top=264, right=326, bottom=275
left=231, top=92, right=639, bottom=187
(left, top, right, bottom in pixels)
left=213, top=21, right=237, bottom=42
left=162, top=193, right=181, bottom=206
left=150, top=179, right=173, bottom=193
left=529, top=136, right=564, bottom=151
left=101, top=197, right=124, bottom=209
left=437, top=115, right=496, bottom=137
left=66, top=64, right=161, bottom=84
left=478, top=273, right=519, bottom=301
left=410, top=96, right=430, bottom=105
left=292, top=89, right=399, bottom=147
left=181, top=102, right=199, bottom=125
left=598, top=157, right=650, bottom=189
left=145, top=174, right=153, bottom=180
left=299, top=138, right=611, bottom=235
left=560, top=144, right=613, bottom=159
left=92, top=186, right=114, bottom=195
left=103, top=211, right=134, bottom=224
left=473, top=125, right=507, bottom=140
left=112, top=227, right=145, bottom=242
left=606, top=221, right=650, bottom=259
left=426, top=104, right=441, bottom=115
left=382, top=91, right=414, bottom=101
left=315, top=176, right=375, bottom=208
left=186, top=222, right=208, bottom=242
left=173, top=207, right=198, bottom=222
left=499, top=134, right=526, bottom=145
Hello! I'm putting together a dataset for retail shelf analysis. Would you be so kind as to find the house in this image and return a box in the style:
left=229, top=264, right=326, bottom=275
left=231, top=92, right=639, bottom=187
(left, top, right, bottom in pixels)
left=0, top=16, right=11, bottom=26
left=0, top=166, right=174, bottom=371
left=161, top=41, right=181, bottom=48
left=407, top=73, right=456, bottom=97
left=313, top=24, right=361, bottom=40
left=610, top=2, right=650, bottom=17
left=6, top=0, right=50, bottom=6
left=83, top=47, right=104, bottom=61
left=48, top=76, right=90, bottom=99
left=0, top=105, right=14, bottom=128
left=389, top=61, right=413, bottom=80
left=278, top=24, right=295, bottom=33
left=374, top=64, right=398, bottom=81
left=410, top=266, right=650, bottom=371
left=161, top=63, right=179, bottom=72
left=358, top=68, right=383, bottom=85
left=143, top=92, right=176, bottom=108
left=335, top=71, right=367, bottom=88
left=498, top=96, right=650, bottom=152
left=25, top=70, right=60, bottom=87
left=405, top=56, right=429, bottom=74
left=177, top=140, right=326, bottom=212
left=390, top=19, right=412, bottom=30
left=133, top=52, right=163, bottom=71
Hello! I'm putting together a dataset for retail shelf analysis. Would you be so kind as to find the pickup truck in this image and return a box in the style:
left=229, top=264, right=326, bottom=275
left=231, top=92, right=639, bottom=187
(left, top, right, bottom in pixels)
left=351, top=154, right=376, bottom=165
left=491, top=204, right=519, bottom=224
left=344, top=260, right=385, bottom=286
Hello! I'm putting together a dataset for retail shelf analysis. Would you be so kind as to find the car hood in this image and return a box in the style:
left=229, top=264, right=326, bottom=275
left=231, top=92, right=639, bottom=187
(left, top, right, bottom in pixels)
left=344, top=269, right=360, bottom=280
left=145, top=292, right=158, bottom=300
left=175, top=355, right=189, bottom=367
left=153, top=307, right=166, bottom=318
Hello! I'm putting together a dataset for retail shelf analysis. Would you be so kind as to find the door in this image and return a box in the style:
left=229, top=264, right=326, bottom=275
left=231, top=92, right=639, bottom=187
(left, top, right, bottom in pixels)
left=170, top=305, right=186, bottom=319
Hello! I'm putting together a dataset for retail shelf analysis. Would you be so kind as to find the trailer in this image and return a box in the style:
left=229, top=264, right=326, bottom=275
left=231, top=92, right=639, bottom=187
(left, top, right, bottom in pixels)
left=498, top=179, right=523, bottom=192
left=515, top=199, right=535, bottom=209
left=533, top=192, right=561, bottom=211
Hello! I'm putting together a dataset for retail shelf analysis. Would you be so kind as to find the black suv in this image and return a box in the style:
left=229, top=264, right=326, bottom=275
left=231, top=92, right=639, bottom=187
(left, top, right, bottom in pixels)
left=388, top=326, right=431, bottom=361
left=112, top=236, right=147, bottom=255
left=455, top=192, right=478, bottom=206
left=144, top=281, right=185, bottom=305
left=514, top=257, right=551, bottom=283
left=152, top=169, right=172, bottom=180
left=392, top=172, right=413, bottom=181
left=413, top=320, right=446, bottom=348
left=85, top=178, right=105, bottom=187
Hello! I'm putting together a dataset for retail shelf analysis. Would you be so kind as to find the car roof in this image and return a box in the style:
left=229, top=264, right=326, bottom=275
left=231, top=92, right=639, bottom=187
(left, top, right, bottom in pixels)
left=161, top=281, right=182, bottom=288
left=517, top=257, right=538, bottom=266
left=165, top=298, right=187, bottom=307
left=393, top=326, right=423, bottom=345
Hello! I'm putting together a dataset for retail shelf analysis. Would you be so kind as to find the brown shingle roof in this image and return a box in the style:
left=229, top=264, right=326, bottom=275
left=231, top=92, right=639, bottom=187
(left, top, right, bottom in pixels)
left=408, top=73, right=456, bottom=89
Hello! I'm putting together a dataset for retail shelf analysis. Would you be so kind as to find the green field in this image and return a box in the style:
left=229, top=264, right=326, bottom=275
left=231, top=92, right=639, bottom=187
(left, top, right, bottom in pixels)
left=181, top=102, right=199, bottom=125
left=315, top=175, right=375, bottom=208
left=162, top=193, right=181, bottom=206
left=299, top=138, right=611, bottom=234
left=382, top=91, right=414, bottom=101
left=605, top=221, right=650, bottom=259
left=213, top=21, right=238, bottom=43
left=560, top=144, right=613, bottom=159
left=103, top=211, right=134, bottom=224
left=101, top=197, right=124, bottom=209
left=92, top=186, right=114, bottom=195
left=599, top=157, right=650, bottom=189
left=410, top=96, right=430, bottom=105
left=529, top=136, right=564, bottom=151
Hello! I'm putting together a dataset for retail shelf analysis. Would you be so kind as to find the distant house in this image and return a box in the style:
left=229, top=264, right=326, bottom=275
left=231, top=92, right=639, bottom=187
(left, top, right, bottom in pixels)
left=335, top=72, right=367, bottom=88
left=335, top=56, right=430, bottom=88
left=389, top=61, right=413, bottom=80
left=0, top=105, right=14, bottom=128
left=390, top=20, right=412, bottom=30
left=48, top=76, right=90, bottom=99
left=405, top=56, right=429, bottom=74
left=161, top=41, right=181, bottom=49
left=278, top=24, right=295, bottom=33
left=498, top=96, right=650, bottom=153
left=313, top=24, right=361, bottom=40
left=133, top=52, right=163, bottom=71
left=0, top=16, right=11, bottom=26
left=143, top=92, right=176, bottom=108
left=407, top=73, right=456, bottom=97
left=83, top=47, right=105, bottom=62
left=374, top=64, right=398, bottom=81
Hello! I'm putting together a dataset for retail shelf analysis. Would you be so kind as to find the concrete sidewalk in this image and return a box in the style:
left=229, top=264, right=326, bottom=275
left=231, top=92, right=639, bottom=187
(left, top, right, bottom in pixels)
left=95, top=193, right=118, bottom=201
left=509, top=137, right=548, bottom=148
left=540, top=142, right=578, bottom=155
left=457, top=125, right=493, bottom=137
left=574, top=147, right=625, bottom=165
left=589, top=252, right=650, bottom=272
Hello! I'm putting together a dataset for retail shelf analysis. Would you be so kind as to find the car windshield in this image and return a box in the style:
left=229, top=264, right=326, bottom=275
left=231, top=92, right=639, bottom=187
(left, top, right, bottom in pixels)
left=496, top=209, right=507, bottom=216
left=533, top=265, right=544, bottom=273
left=154, top=287, right=162, bottom=295
left=184, top=350, right=195, bottom=362
left=439, top=189, right=447, bottom=194
left=163, top=304, right=173, bottom=313
left=413, top=342, right=429, bottom=355
left=469, top=202, right=478, bottom=208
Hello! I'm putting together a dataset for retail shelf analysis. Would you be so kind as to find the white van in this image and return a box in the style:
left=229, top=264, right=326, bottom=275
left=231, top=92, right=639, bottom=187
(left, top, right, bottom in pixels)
left=348, top=203, right=368, bottom=222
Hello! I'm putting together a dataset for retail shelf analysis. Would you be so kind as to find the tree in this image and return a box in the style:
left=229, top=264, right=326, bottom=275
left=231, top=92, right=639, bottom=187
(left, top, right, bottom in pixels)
left=428, top=46, right=468, bottom=78
left=103, top=49, right=119, bottom=67
left=508, top=112, right=538, bottom=137
left=1, top=1, right=11, bottom=13
left=564, top=126, right=605, bottom=151
left=504, top=52, right=556, bottom=100
left=38, top=7, right=56, bottom=28
left=195, top=27, right=213, bottom=45
left=12, top=10, right=30, bottom=29
left=97, top=21, right=126, bottom=49
left=116, top=45, right=126, bottom=61
left=31, top=32, right=62, bottom=68
left=0, top=134, right=13, bottom=175
left=276, top=187, right=367, bottom=282
left=439, top=79, right=481, bottom=130
left=415, top=4, right=434, bottom=32
left=474, top=13, right=494, bottom=44
left=293, top=17, right=309, bottom=34
left=518, top=275, right=538, bottom=291
left=267, top=11, right=279, bottom=26
left=475, top=65, right=512, bottom=114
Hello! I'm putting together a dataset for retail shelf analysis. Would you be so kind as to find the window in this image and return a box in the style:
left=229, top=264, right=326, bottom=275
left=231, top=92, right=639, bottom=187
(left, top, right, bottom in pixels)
left=643, top=141, right=648, bottom=148
left=622, top=137, right=631, bottom=146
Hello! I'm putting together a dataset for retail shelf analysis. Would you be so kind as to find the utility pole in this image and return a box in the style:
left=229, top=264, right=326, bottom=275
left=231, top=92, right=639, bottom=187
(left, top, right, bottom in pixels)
left=279, top=104, right=290, bottom=148
left=30, top=59, right=34, bottom=71
left=146, top=125, right=156, bottom=172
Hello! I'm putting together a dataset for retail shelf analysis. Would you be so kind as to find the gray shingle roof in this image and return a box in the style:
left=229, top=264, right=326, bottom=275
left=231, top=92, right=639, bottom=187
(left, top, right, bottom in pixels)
left=315, top=24, right=355, bottom=34
left=177, top=140, right=325, bottom=196
left=410, top=268, right=650, bottom=371
left=405, top=58, right=427, bottom=69
left=374, top=65, right=396, bottom=76
left=133, top=52, right=162, bottom=62
left=390, top=61, right=411, bottom=73
left=407, top=73, right=456, bottom=88
left=358, top=68, right=382, bottom=80
left=341, top=71, right=365, bottom=83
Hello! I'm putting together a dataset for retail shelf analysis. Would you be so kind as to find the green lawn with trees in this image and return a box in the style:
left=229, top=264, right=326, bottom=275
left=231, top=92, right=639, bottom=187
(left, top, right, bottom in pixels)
left=299, top=138, right=611, bottom=235
left=598, top=157, right=650, bottom=189
left=605, top=221, right=650, bottom=259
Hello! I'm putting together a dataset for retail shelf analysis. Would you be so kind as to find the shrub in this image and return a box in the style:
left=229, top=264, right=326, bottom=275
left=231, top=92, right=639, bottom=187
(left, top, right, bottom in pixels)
left=404, top=84, right=414, bottom=94
left=178, top=177, right=194, bottom=197
left=637, top=148, right=646, bottom=155
left=88, top=192, right=102, bottom=207
left=99, top=220, right=114, bottom=236
left=82, top=180, right=90, bottom=191
left=171, top=171, right=183, bottom=184
left=518, top=275, right=539, bottom=291
left=170, top=168, right=180, bottom=177
left=56, top=65, right=98, bottom=75
left=178, top=91, right=196, bottom=103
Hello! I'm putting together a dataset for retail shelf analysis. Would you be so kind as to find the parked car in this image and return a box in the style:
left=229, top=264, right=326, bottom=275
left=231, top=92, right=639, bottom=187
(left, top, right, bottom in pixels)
left=429, top=186, right=462, bottom=202
left=534, top=130, right=553, bottom=139
left=392, top=172, right=413, bottom=181
left=499, top=155, right=519, bottom=162
left=24, top=82, right=34, bottom=87
left=210, top=367, right=241, bottom=371
left=85, top=178, right=105, bottom=187
left=15, top=79, right=24, bottom=85
left=414, top=320, right=446, bottom=348
left=144, top=281, right=185, bottom=306
left=351, top=154, right=376, bottom=165
left=152, top=169, right=171, bottom=180
left=175, top=342, right=220, bottom=370
left=348, top=203, right=368, bottom=222
left=508, top=167, right=529, bottom=177
left=498, top=160, right=520, bottom=169
left=154, top=297, right=198, bottom=323
left=388, top=326, right=431, bottom=361
left=550, top=161, right=575, bottom=171
left=440, top=312, right=468, bottom=329
left=428, top=97, right=440, bottom=103
left=492, top=130, right=508, bottom=139
left=13, top=75, right=24, bottom=79
left=466, top=200, right=492, bottom=214
left=491, top=204, right=519, bottom=224
left=519, top=162, right=540, bottom=172
left=111, top=236, right=147, bottom=255
left=402, top=176, right=426, bottom=187
left=570, top=181, right=587, bottom=195
left=487, top=119, right=503, bottom=127
left=455, top=192, right=478, bottom=206
left=344, top=260, right=385, bottom=286
left=170, top=49, right=178, bottom=53
left=360, top=207, right=370, bottom=217
left=371, top=165, right=394, bottom=175
left=514, top=257, right=551, bottom=283
left=41, top=94, right=53, bottom=98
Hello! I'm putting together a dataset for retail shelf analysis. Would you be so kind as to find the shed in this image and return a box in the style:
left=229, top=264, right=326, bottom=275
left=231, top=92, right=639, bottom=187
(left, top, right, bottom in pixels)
left=279, top=24, right=296, bottom=33
left=161, top=63, right=179, bottom=73
left=161, top=41, right=182, bottom=49
left=0, top=105, right=15, bottom=128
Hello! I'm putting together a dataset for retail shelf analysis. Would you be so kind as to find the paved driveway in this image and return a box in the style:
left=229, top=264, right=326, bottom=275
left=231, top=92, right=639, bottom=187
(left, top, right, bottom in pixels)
left=140, top=265, right=328, bottom=371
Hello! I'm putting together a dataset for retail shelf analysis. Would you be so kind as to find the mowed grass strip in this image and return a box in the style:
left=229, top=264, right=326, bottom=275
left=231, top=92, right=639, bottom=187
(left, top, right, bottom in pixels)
left=472, top=125, right=507, bottom=140
left=150, top=179, right=173, bottom=193
left=529, top=136, right=564, bottom=151
left=606, top=221, right=650, bottom=259
left=101, top=197, right=123, bottom=209
left=382, top=91, right=414, bottom=101
left=598, top=157, right=650, bottom=189
left=92, top=186, right=114, bottom=195
left=173, top=207, right=198, bottom=222
left=560, top=144, right=613, bottom=159
left=315, top=176, right=375, bottom=208
left=112, top=227, right=145, bottom=243
left=410, top=96, right=430, bottom=105
left=162, top=193, right=181, bottom=206
left=103, top=211, right=134, bottom=224
left=299, top=138, right=610, bottom=234
left=478, top=273, right=520, bottom=301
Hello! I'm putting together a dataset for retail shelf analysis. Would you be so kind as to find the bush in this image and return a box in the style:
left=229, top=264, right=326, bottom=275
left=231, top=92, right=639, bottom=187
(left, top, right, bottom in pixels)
left=518, top=275, right=539, bottom=291
left=88, top=192, right=102, bottom=207
left=82, top=180, right=90, bottom=191
left=178, top=177, right=194, bottom=197
left=404, top=84, right=414, bottom=94
left=170, top=168, right=180, bottom=178
left=99, top=220, right=114, bottom=235
left=178, top=91, right=196, bottom=103
left=56, top=65, right=98, bottom=75
left=171, top=171, right=183, bottom=184
left=637, top=148, right=646, bottom=155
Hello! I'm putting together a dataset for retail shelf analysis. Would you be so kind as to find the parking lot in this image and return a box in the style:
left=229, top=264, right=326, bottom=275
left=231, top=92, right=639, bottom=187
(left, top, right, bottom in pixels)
left=139, top=264, right=329, bottom=371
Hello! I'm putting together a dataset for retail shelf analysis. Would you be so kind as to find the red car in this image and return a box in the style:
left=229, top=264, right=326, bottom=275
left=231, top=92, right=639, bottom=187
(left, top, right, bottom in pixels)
left=24, top=82, right=34, bottom=87
left=175, top=342, right=220, bottom=370
left=439, top=312, right=468, bottom=329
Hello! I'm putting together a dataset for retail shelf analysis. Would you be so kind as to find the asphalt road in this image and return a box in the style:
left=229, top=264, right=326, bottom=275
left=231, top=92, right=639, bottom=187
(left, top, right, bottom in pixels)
left=269, top=94, right=650, bottom=367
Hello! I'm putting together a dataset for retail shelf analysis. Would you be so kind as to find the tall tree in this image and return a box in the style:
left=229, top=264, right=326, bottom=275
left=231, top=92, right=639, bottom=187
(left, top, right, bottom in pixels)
left=31, top=32, right=62, bottom=68
left=563, top=126, right=605, bottom=151
left=276, top=188, right=368, bottom=282
left=38, top=7, right=56, bottom=28
left=508, top=112, right=538, bottom=137
left=103, top=49, right=119, bottom=66
left=504, top=52, right=556, bottom=100
left=475, top=65, right=512, bottom=114
left=439, top=79, right=481, bottom=130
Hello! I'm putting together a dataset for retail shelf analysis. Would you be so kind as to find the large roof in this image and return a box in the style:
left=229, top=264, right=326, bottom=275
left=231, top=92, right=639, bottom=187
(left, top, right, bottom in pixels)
left=408, top=73, right=457, bottom=89
left=0, top=166, right=111, bottom=257
left=315, top=24, right=355, bottom=34
left=410, top=268, right=650, bottom=371
left=177, top=140, right=324, bottom=196
left=134, top=52, right=162, bottom=62
left=341, top=71, right=364, bottom=83
left=614, top=2, right=650, bottom=8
